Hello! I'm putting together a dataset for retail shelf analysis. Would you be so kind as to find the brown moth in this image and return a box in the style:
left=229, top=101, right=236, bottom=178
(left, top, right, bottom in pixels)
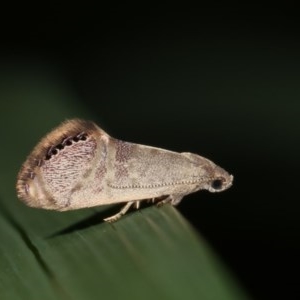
left=16, top=119, right=233, bottom=222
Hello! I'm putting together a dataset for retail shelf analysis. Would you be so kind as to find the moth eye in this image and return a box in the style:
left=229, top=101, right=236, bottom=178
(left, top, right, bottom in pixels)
left=73, top=136, right=79, bottom=142
left=211, top=179, right=223, bottom=190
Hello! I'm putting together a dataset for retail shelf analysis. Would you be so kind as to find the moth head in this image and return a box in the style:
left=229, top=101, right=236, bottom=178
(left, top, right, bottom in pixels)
left=206, top=164, right=233, bottom=193
left=16, top=119, right=109, bottom=210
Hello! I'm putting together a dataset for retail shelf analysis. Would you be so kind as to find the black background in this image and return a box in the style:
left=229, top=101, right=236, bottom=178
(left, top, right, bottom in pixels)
left=1, top=4, right=299, bottom=299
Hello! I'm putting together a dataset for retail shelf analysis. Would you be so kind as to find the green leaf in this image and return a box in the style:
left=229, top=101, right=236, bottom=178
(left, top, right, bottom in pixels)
left=0, top=69, right=250, bottom=300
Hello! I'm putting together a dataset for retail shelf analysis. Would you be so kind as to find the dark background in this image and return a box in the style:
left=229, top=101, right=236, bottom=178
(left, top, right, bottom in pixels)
left=1, top=5, right=299, bottom=299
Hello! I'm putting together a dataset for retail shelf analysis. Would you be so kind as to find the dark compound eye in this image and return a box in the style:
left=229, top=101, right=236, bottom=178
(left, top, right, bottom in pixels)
left=211, top=179, right=223, bottom=190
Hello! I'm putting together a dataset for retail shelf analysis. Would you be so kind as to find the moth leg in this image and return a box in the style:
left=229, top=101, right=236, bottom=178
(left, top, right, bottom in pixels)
left=170, top=194, right=184, bottom=206
left=146, top=198, right=156, bottom=204
left=104, top=201, right=135, bottom=222
left=134, top=201, right=140, bottom=209
left=157, top=194, right=184, bottom=207
left=156, top=196, right=172, bottom=207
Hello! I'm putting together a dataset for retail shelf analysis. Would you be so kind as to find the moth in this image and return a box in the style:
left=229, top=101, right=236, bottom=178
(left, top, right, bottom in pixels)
left=16, top=119, right=233, bottom=222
